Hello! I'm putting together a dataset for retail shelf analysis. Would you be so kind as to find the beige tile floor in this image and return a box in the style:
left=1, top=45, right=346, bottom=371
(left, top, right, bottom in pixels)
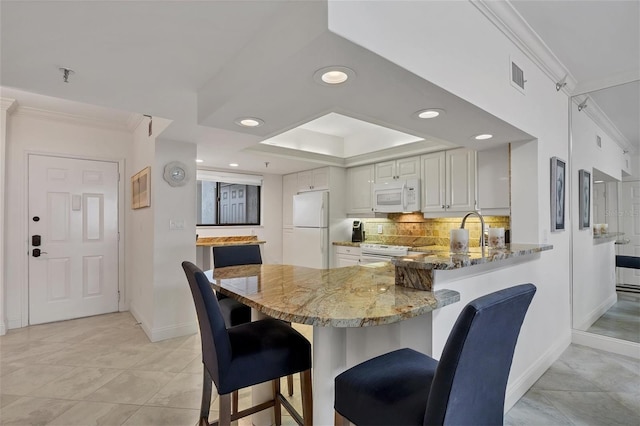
left=1, top=312, right=638, bottom=425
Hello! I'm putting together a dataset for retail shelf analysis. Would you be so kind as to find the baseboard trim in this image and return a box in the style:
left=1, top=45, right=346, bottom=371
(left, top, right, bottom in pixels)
left=128, top=304, right=197, bottom=343
left=572, top=330, right=640, bottom=359
left=504, top=332, right=571, bottom=411
left=128, top=304, right=153, bottom=342
left=149, top=321, right=198, bottom=343
left=575, top=292, right=617, bottom=331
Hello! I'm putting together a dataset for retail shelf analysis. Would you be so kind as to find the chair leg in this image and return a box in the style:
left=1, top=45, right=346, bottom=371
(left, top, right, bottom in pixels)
left=287, top=374, right=294, bottom=396
left=300, top=369, right=313, bottom=425
left=334, top=411, right=349, bottom=426
left=232, top=391, right=239, bottom=415
left=272, top=379, right=282, bottom=426
left=218, top=393, right=231, bottom=426
left=200, top=367, right=212, bottom=425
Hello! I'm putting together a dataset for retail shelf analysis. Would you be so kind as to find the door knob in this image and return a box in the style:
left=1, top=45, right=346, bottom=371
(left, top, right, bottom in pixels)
left=32, top=249, right=47, bottom=257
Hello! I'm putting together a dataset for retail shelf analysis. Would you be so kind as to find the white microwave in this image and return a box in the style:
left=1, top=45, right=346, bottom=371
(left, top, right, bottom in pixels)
left=373, top=179, right=421, bottom=213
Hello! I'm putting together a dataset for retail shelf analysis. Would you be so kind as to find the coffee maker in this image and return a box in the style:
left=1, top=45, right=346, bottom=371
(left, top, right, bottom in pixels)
left=352, top=220, right=364, bottom=243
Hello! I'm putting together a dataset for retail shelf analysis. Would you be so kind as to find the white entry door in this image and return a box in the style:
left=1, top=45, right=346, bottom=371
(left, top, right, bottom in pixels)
left=28, top=155, right=119, bottom=325
left=618, top=180, right=640, bottom=287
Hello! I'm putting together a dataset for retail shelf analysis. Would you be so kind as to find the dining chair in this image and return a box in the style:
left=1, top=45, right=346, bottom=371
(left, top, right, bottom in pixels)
left=334, top=283, right=536, bottom=426
left=213, top=244, right=296, bottom=398
left=182, top=261, right=313, bottom=426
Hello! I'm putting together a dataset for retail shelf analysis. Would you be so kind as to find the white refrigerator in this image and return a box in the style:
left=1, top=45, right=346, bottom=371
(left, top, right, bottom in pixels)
left=292, top=191, right=329, bottom=269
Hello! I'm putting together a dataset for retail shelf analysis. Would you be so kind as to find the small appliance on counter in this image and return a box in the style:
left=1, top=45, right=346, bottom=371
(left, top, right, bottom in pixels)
left=352, top=220, right=364, bottom=243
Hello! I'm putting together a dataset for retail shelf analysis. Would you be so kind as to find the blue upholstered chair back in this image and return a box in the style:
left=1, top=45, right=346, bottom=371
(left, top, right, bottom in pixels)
left=182, top=261, right=233, bottom=387
left=424, top=283, right=536, bottom=426
left=213, top=245, right=262, bottom=268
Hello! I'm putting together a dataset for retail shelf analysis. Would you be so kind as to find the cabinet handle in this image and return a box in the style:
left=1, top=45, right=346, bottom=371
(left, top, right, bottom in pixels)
left=442, top=205, right=445, bottom=209
left=446, top=205, right=450, bottom=209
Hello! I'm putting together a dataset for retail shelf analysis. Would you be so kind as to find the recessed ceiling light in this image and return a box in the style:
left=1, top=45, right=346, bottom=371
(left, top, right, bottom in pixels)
left=313, top=66, right=355, bottom=86
left=474, top=134, right=493, bottom=140
left=195, top=159, right=204, bottom=163
left=414, top=108, right=445, bottom=119
left=235, top=117, right=264, bottom=127
left=229, top=163, right=239, bottom=167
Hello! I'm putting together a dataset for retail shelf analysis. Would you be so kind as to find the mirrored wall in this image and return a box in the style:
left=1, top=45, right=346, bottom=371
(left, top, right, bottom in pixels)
left=571, top=79, right=639, bottom=347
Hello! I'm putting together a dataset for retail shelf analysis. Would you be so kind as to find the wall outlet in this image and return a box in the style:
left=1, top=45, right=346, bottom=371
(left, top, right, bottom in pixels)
left=377, top=225, right=383, bottom=234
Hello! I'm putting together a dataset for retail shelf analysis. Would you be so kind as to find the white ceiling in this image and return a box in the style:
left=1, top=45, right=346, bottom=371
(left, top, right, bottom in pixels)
left=1, top=1, right=637, bottom=175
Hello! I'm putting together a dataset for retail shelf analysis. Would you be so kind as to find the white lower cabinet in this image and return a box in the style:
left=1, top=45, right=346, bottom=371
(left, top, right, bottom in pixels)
left=334, top=245, right=361, bottom=267
left=283, top=228, right=295, bottom=265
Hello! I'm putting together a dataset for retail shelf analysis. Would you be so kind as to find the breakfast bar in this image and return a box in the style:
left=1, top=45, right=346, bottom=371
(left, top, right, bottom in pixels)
left=205, top=263, right=459, bottom=425
left=205, top=242, right=552, bottom=424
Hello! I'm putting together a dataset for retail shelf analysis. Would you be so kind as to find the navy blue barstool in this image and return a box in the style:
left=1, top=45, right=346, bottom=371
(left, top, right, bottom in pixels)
left=334, top=283, right=536, bottom=426
left=213, top=245, right=296, bottom=398
left=182, top=261, right=313, bottom=426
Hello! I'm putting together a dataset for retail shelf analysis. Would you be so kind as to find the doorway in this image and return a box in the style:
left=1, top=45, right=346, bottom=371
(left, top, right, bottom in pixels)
left=28, top=154, right=120, bottom=325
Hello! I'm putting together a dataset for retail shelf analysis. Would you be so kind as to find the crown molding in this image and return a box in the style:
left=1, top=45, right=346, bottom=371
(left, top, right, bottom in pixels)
left=472, top=0, right=577, bottom=95
left=12, top=106, right=135, bottom=132
left=0, top=98, right=17, bottom=114
left=574, top=95, right=635, bottom=155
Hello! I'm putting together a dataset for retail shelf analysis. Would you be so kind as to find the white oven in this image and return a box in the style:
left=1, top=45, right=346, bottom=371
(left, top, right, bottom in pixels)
left=373, top=179, right=420, bottom=213
left=360, top=243, right=410, bottom=264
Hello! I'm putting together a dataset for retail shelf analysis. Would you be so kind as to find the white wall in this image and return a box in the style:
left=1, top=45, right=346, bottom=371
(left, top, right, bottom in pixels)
left=570, top=101, right=625, bottom=330
left=151, top=138, right=198, bottom=341
left=4, top=108, right=132, bottom=329
left=328, top=0, right=571, bottom=409
left=0, top=98, right=17, bottom=335
left=127, top=117, right=157, bottom=334
left=196, top=173, right=284, bottom=265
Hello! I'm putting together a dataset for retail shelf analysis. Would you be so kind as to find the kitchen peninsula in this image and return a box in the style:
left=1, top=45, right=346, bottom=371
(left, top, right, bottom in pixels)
left=195, top=235, right=265, bottom=270
left=205, top=263, right=459, bottom=425
left=205, top=241, right=552, bottom=424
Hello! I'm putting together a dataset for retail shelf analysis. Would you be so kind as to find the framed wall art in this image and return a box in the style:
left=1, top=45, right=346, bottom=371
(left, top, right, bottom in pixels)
left=578, top=169, right=591, bottom=229
left=131, top=166, right=151, bottom=209
left=550, top=157, right=566, bottom=232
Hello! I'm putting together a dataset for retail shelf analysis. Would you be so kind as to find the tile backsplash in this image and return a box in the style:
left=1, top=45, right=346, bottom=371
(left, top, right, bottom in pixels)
left=360, top=213, right=510, bottom=247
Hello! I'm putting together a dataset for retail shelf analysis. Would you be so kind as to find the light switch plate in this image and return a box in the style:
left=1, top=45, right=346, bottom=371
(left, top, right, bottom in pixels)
left=377, top=225, right=383, bottom=234
left=169, top=219, right=185, bottom=230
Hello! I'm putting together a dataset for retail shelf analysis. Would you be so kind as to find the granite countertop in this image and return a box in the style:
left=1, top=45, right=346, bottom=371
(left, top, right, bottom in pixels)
left=392, top=244, right=553, bottom=270
left=391, top=244, right=553, bottom=291
left=196, top=236, right=266, bottom=247
left=593, top=232, right=624, bottom=242
left=204, top=263, right=460, bottom=327
left=332, top=241, right=362, bottom=248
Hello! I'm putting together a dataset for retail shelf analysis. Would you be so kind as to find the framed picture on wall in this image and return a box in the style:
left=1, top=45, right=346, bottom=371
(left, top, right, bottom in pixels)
left=131, top=166, right=151, bottom=209
left=578, top=169, right=591, bottom=229
left=550, top=157, right=566, bottom=232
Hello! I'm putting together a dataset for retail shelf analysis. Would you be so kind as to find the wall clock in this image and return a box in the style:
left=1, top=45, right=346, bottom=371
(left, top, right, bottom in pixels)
left=163, top=161, right=189, bottom=187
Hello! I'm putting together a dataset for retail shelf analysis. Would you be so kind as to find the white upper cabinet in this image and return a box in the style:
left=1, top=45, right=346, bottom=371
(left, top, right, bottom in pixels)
left=346, top=164, right=375, bottom=214
left=422, top=148, right=476, bottom=214
left=298, top=167, right=329, bottom=192
left=476, top=145, right=510, bottom=214
left=374, top=156, right=420, bottom=183
left=282, top=173, right=298, bottom=228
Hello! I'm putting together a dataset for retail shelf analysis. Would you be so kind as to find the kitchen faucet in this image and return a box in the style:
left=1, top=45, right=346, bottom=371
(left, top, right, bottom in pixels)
left=461, top=211, right=486, bottom=252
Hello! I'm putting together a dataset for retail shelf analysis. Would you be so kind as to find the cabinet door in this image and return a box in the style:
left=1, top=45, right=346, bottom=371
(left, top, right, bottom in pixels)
left=297, top=170, right=313, bottom=192
left=477, top=145, right=509, bottom=212
left=421, top=152, right=446, bottom=212
left=446, top=148, right=476, bottom=212
left=311, top=167, right=330, bottom=191
left=282, top=228, right=295, bottom=265
left=347, top=165, right=374, bottom=214
left=336, top=256, right=360, bottom=267
left=375, top=161, right=396, bottom=183
left=396, top=156, right=421, bottom=180
left=282, top=173, right=298, bottom=228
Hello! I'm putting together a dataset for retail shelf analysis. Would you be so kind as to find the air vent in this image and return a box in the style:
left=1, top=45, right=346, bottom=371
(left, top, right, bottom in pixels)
left=596, top=135, right=602, bottom=148
left=511, top=62, right=525, bottom=89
